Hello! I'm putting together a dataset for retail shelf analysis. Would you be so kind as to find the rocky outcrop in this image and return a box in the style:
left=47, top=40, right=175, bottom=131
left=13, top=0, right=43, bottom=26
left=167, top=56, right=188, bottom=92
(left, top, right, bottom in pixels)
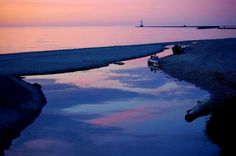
left=0, top=76, right=46, bottom=155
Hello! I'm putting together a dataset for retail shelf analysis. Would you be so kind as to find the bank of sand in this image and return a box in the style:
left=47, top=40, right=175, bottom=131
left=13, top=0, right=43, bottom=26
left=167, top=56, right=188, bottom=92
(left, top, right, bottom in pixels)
left=160, top=38, right=236, bottom=101
left=159, top=38, right=236, bottom=154
left=0, top=43, right=165, bottom=76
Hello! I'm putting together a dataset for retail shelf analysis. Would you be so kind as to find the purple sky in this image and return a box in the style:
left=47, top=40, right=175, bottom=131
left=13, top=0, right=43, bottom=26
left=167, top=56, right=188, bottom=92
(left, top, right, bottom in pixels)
left=0, top=0, right=236, bottom=26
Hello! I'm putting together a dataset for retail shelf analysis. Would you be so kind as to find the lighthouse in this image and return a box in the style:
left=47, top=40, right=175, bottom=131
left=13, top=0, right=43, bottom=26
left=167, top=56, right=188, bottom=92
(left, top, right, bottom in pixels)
left=140, top=20, right=144, bottom=27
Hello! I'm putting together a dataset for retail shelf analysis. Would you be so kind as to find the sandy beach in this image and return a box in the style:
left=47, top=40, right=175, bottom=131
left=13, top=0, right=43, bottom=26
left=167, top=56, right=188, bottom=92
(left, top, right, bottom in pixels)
left=160, top=38, right=236, bottom=99
left=0, top=43, right=165, bottom=76
left=159, top=38, right=236, bottom=155
left=159, top=38, right=236, bottom=120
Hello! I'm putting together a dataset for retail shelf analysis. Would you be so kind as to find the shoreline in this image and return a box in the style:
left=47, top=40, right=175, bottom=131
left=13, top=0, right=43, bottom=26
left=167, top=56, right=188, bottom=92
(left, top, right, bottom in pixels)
left=158, top=38, right=236, bottom=129
left=0, top=38, right=236, bottom=154
left=1, top=38, right=236, bottom=101
left=0, top=38, right=233, bottom=76
left=158, top=38, right=236, bottom=154
left=1, top=38, right=235, bottom=100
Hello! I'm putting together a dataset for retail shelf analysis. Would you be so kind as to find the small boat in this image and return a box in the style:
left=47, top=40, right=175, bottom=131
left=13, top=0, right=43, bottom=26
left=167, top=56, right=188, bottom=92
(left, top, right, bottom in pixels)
left=148, top=65, right=159, bottom=72
left=148, top=55, right=159, bottom=67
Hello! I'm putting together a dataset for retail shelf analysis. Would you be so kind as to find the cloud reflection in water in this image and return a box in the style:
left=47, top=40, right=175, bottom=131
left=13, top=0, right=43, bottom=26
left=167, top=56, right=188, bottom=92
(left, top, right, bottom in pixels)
left=9, top=56, right=219, bottom=156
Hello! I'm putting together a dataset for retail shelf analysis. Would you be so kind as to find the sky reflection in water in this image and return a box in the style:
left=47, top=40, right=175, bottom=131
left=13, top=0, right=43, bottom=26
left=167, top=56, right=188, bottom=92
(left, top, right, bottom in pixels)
left=6, top=56, right=219, bottom=156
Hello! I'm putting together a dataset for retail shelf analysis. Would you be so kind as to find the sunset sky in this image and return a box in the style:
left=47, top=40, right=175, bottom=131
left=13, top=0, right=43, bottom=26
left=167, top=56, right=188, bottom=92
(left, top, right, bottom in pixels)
left=0, top=0, right=236, bottom=26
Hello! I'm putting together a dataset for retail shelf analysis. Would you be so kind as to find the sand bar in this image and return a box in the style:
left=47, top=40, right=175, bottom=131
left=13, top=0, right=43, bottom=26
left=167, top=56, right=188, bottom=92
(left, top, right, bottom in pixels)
left=0, top=43, right=167, bottom=76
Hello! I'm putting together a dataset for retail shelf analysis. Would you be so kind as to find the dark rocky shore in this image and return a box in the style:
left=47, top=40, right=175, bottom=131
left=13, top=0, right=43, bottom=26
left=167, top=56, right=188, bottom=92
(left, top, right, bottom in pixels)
left=0, top=76, right=46, bottom=155
left=159, top=38, right=236, bottom=155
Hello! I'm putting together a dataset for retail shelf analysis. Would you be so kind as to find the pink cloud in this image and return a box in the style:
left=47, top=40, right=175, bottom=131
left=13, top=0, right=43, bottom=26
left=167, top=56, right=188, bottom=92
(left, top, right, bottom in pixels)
left=86, top=107, right=155, bottom=126
left=1, top=0, right=236, bottom=26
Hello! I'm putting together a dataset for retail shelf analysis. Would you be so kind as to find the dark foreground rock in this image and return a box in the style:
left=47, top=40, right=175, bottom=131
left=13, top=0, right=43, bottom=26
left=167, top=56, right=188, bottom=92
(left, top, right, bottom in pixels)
left=0, top=76, right=46, bottom=155
left=206, top=97, right=236, bottom=156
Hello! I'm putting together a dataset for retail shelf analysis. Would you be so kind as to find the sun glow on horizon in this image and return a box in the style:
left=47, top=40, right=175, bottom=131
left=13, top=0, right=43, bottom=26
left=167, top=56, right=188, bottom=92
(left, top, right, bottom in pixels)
left=0, top=0, right=236, bottom=27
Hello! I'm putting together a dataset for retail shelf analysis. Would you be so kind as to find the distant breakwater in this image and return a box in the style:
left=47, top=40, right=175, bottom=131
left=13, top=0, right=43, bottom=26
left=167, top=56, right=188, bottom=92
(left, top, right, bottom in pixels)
left=136, top=25, right=236, bottom=29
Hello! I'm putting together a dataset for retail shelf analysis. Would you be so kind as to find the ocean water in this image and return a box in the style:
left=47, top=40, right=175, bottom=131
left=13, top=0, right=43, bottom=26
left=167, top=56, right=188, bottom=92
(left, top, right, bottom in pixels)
left=5, top=56, right=220, bottom=156
left=0, top=26, right=236, bottom=54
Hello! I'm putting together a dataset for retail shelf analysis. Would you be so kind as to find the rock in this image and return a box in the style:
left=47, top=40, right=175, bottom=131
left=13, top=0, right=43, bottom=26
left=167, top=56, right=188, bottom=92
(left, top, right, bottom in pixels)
left=172, top=45, right=183, bottom=54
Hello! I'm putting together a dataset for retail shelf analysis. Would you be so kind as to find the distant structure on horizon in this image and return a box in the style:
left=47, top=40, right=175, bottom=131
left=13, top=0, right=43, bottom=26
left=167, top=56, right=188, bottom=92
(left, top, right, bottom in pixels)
left=136, top=21, right=236, bottom=29
left=140, top=20, right=144, bottom=27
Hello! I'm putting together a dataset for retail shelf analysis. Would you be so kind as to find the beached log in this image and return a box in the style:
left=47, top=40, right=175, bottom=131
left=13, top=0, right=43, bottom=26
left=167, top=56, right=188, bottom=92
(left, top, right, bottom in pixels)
left=185, top=99, right=213, bottom=122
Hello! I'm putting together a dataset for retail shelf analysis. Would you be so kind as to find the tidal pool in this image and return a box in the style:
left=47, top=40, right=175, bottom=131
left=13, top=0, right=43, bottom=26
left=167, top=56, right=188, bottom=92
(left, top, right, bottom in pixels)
left=6, top=56, right=219, bottom=156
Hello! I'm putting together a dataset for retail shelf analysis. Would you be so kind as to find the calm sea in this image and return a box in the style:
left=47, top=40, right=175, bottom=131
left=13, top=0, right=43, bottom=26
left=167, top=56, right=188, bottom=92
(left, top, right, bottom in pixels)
left=1, top=26, right=236, bottom=54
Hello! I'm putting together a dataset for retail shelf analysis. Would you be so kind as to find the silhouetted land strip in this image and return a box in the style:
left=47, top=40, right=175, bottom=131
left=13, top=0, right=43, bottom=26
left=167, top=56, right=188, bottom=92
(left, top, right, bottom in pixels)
left=136, top=25, right=236, bottom=29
